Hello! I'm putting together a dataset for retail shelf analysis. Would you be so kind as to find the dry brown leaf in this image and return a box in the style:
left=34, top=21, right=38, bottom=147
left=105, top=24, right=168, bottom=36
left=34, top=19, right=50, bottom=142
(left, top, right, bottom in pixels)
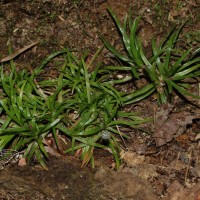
left=153, top=105, right=196, bottom=147
left=44, top=146, right=61, bottom=158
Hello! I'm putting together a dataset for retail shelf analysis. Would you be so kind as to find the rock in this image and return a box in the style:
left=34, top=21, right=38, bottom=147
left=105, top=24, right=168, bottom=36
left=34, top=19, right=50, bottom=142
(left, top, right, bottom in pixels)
left=164, top=180, right=200, bottom=200
left=94, top=167, right=158, bottom=200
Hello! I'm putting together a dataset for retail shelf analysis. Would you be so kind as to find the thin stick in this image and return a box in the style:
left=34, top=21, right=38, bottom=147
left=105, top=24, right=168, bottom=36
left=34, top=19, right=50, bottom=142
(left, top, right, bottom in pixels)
left=184, top=150, right=192, bottom=185
left=115, top=119, right=128, bottom=150
left=0, top=41, right=39, bottom=63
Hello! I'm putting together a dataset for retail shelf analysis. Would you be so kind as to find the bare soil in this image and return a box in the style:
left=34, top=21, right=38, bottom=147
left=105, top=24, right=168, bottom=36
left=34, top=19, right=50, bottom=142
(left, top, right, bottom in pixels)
left=0, top=0, right=200, bottom=200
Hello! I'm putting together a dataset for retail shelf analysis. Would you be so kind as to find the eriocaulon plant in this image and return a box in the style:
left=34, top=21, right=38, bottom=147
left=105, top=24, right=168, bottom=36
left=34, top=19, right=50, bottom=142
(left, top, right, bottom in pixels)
left=101, top=8, right=200, bottom=104
left=0, top=46, right=149, bottom=169
left=49, top=49, right=148, bottom=169
left=0, top=45, right=70, bottom=168
left=39, top=48, right=149, bottom=169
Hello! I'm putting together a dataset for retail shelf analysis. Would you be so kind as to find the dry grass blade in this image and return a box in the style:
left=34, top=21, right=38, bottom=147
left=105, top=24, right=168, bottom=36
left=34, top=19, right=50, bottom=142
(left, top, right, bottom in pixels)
left=0, top=41, right=39, bottom=63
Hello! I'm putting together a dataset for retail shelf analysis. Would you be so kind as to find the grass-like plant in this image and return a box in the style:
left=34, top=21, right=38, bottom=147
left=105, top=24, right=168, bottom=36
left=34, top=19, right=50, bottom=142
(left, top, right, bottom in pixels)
left=0, top=46, right=148, bottom=169
left=0, top=44, right=72, bottom=168
left=101, top=8, right=200, bottom=104
left=48, top=49, right=147, bottom=169
left=1, top=9, right=199, bottom=170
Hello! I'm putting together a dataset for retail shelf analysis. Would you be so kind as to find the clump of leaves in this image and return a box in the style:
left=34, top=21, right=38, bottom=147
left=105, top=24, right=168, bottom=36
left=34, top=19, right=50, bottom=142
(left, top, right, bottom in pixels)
left=0, top=46, right=148, bottom=169
left=0, top=45, right=71, bottom=168
left=51, top=49, right=147, bottom=169
left=0, top=65, right=63, bottom=168
left=101, top=8, right=200, bottom=104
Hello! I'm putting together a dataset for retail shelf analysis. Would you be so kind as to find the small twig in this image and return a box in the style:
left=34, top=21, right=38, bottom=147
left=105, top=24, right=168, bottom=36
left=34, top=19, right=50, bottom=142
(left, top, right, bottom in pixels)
left=115, top=119, right=128, bottom=150
left=198, top=82, right=200, bottom=106
left=184, top=150, right=192, bottom=185
left=0, top=180, right=10, bottom=185
left=0, top=41, right=39, bottom=63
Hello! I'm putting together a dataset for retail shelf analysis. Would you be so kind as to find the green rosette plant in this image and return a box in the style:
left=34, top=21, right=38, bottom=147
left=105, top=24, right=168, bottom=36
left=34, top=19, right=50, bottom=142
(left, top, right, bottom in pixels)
left=52, top=49, right=148, bottom=169
left=101, top=8, right=200, bottom=104
left=0, top=46, right=149, bottom=169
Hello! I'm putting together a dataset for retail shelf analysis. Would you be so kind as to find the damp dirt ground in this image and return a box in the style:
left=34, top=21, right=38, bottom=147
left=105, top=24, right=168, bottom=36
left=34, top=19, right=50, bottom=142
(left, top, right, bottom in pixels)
left=0, top=1, right=200, bottom=200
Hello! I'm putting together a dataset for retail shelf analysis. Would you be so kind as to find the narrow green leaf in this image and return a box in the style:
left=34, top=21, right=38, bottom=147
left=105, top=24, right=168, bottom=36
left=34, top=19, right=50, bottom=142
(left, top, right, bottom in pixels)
left=169, top=49, right=192, bottom=76
left=171, top=81, right=200, bottom=99
left=100, top=36, right=131, bottom=63
left=108, top=8, right=131, bottom=56
left=109, top=140, right=120, bottom=170
left=173, top=63, right=200, bottom=79
left=122, top=84, right=155, bottom=104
